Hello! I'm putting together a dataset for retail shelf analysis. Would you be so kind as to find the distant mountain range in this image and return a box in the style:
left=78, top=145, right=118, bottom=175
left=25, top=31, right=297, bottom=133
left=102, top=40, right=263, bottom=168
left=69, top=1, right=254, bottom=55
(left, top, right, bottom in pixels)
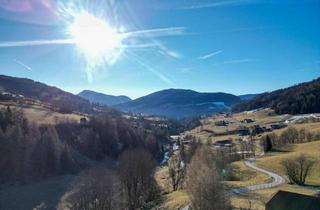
left=0, top=75, right=91, bottom=113
left=115, top=89, right=241, bottom=118
left=78, top=90, right=131, bottom=106
left=4, top=74, right=318, bottom=119
left=233, top=78, right=320, bottom=115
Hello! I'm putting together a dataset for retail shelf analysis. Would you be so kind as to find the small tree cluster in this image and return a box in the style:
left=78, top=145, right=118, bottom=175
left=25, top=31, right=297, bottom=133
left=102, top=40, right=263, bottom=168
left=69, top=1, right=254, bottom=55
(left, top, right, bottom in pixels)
left=261, top=127, right=320, bottom=152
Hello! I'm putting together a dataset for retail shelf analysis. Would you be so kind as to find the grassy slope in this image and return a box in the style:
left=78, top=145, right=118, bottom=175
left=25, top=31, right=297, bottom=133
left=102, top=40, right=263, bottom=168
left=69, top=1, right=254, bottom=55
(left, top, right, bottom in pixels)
left=184, top=109, right=290, bottom=143
left=232, top=141, right=320, bottom=210
left=0, top=102, right=86, bottom=124
left=178, top=110, right=320, bottom=209
left=255, top=141, right=320, bottom=186
left=225, top=161, right=271, bottom=189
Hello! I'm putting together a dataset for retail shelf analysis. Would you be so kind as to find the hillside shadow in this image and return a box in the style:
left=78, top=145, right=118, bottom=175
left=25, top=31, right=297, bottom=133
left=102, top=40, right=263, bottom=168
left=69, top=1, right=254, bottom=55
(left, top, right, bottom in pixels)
left=0, top=175, right=75, bottom=210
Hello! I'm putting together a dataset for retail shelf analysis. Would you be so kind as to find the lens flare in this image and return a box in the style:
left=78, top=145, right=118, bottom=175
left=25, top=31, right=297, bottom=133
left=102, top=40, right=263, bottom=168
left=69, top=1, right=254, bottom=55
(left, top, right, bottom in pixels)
left=69, top=12, right=122, bottom=57
left=66, top=11, right=124, bottom=81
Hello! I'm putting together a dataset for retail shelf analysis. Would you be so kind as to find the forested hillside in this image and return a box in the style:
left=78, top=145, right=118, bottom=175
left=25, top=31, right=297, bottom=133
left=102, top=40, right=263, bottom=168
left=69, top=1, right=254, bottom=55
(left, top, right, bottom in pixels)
left=116, top=89, right=241, bottom=118
left=0, top=75, right=91, bottom=113
left=0, top=106, right=163, bottom=184
left=233, top=78, right=320, bottom=114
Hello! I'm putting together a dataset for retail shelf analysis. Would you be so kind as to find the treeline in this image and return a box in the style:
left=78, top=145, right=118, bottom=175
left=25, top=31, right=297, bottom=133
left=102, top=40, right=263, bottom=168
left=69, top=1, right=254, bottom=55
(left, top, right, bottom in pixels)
left=0, top=106, right=78, bottom=183
left=233, top=78, right=320, bottom=114
left=261, top=126, right=320, bottom=152
left=0, top=107, right=162, bottom=184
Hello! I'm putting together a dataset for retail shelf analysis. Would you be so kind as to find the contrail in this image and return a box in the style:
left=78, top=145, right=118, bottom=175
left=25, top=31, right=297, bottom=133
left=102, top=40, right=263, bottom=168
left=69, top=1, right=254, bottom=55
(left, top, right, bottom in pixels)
left=223, top=59, right=257, bottom=64
left=0, top=39, right=157, bottom=49
left=0, top=27, right=186, bottom=48
left=13, top=59, right=32, bottom=71
left=128, top=52, right=175, bottom=85
left=123, top=27, right=186, bottom=38
left=0, top=39, right=74, bottom=48
left=198, top=50, right=223, bottom=60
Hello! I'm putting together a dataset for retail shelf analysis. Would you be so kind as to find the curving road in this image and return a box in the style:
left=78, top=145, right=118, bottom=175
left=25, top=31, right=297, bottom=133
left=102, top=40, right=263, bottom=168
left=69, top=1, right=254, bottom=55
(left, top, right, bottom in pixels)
left=181, top=156, right=286, bottom=209
left=231, top=156, right=286, bottom=194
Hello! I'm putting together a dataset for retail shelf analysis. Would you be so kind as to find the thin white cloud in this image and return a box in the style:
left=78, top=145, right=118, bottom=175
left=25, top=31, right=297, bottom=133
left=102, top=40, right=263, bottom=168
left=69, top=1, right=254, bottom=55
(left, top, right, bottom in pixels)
left=13, top=59, right=32, bottom=71
left=158, top=49, right=182, bottom=59
left=0, top=39, right=74, bottom=48
left=153, top=40, right=182, bottom=59
left=128, top=53, right=175, bottom=85
left=124, top=27, right=187, bottom=38
left=0, top=39, right=158, bottom=49
left=223, top=59, right=257, bottom=64
left=0, top=27, right=187, bottom=48
left=198, top=50, right=223, bottom=60
left=182, top=0, right=261, bottom=10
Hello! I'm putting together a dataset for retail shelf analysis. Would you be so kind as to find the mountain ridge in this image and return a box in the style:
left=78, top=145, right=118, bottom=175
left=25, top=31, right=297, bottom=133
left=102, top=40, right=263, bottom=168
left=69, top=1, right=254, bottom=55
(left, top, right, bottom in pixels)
left=115, top=88, right=241, bottom=118
left=78, top=90, right=131, bottom=106
left=0, top=75, right=91, bottom=113
left=233, top=78, right=320, bottom=114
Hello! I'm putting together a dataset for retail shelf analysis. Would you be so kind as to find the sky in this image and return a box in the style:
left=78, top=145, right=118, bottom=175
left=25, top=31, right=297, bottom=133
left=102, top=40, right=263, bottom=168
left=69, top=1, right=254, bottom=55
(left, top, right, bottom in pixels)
left=0, top=0, right=319, bottom=99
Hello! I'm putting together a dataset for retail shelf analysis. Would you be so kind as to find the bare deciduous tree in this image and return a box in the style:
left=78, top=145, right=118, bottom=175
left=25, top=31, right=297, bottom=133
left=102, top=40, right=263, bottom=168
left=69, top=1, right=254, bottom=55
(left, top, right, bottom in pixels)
left=281, top=154, right=315, bottom=185
left=118, top=148, right=159, bottom=209
left=186, top=146, right=231, bottom=210
left=60, top=167, right=122, bottom=210
left=168, top=155, right=185, bottom=191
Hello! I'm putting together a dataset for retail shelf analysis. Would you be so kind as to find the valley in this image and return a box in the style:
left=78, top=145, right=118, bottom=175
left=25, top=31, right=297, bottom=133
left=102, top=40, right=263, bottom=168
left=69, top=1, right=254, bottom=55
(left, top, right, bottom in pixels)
left=1, top=1, right=319, bottom=209
left=0, top=75, right=319, bottom=210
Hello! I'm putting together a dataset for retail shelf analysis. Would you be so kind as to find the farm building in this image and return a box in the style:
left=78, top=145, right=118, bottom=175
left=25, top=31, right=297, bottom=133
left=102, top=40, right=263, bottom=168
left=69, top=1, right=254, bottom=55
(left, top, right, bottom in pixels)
left=265, top=190, right=320, bottom=210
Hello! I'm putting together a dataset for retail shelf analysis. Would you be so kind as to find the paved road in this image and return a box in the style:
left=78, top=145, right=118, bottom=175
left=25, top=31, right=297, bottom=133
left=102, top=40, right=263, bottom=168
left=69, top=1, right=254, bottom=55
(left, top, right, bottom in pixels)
left=181, top=156, right=286, bottom=209
left=231, top=157, right=286, bottom=194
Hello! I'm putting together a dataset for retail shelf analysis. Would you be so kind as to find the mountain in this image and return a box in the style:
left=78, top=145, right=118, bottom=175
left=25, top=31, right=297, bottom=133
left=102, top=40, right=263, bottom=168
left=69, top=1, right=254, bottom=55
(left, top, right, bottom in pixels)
left=0, top=75, right=91, bottom=113
left=233, top=78, right=320, bottom=114
left=238, top=94, right=258, bottom=101
left=78, top=90, right=131, bottom=106
left=115, top=89, right=241, bottom=118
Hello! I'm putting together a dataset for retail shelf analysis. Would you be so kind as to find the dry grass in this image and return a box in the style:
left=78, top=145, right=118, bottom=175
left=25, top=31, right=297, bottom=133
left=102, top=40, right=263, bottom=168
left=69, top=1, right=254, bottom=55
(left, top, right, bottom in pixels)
left=184, top=109, right=291, bottom=144
left=232, top=183, right=319, bottom=210
left=225, top=161, right=271, bottom=189
left=0, top=102, right=87, bottom=125
left=255, top=141, right=320, bottom=186
left=231, top=141, right=320, bottom=209
left=161, top=190, right=190, bottom=210
left=155, top=166, right=190, bottom=210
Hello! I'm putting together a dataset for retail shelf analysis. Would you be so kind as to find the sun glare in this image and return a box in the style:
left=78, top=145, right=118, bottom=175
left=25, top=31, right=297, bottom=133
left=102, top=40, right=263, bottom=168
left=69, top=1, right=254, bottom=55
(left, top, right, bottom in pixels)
left=69, top=12, right=122, bottom=57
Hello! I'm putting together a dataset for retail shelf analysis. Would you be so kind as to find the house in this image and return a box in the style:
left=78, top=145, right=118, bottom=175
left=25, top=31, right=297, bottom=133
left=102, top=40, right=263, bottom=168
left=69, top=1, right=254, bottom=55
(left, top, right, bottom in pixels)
left=212, top=139, right=233, bottom=147
left=215, top=120, right=229, bottom=126
left=237, top=126, right=250, bottom=136
left=252, top=125, right=264, bottom=135
left=265, top=190, right=320, bottom=210
left=241, top=118, right=255, bottom=123
left=80, top=117, right=87, bottom=125
left=270, top=123, right=287, bottom=130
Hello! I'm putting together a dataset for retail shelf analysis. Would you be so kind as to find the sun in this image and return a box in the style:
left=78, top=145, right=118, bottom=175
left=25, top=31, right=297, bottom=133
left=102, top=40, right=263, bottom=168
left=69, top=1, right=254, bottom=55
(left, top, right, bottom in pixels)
left=69, top=12, right=122, bottom=57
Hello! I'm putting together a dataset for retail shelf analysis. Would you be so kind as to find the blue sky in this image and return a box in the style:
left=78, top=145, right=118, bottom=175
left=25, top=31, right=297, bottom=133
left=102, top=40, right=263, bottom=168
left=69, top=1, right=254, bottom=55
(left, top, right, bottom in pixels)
left=0, top=0, right=319, bottom=99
